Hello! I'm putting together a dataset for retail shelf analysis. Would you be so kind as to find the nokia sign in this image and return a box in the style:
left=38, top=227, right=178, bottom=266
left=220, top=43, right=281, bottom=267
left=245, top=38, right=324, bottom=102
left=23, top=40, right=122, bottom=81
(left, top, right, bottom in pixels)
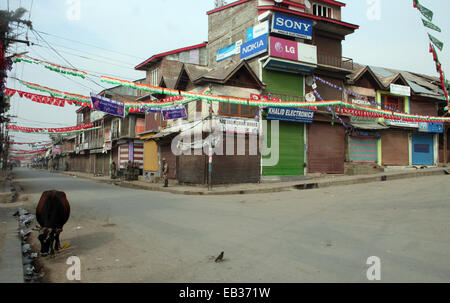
left=240, top=34, right=268, bottom=61
left=271, top=13, right=313, bottom=40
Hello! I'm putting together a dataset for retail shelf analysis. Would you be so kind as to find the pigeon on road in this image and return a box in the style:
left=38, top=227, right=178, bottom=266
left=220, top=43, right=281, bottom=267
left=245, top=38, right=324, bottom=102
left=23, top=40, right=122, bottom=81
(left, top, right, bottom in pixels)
left=215, top=251, right=224, bottom=263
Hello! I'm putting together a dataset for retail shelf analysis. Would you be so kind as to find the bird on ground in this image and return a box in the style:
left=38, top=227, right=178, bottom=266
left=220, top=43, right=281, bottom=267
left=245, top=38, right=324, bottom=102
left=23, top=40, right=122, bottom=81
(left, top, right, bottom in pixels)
left=215, top=251, right=224, bottom=263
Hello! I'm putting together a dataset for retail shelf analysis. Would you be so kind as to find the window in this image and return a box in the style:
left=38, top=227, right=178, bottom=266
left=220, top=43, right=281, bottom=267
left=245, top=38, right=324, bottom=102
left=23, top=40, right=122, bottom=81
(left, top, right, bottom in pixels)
left=313, top=3, right=333, bottom=18
left=382, top=95, right=404, bottom=112
left=219, top=102, right=259, bottom=118
left=150, top=68, right=160, bottom=86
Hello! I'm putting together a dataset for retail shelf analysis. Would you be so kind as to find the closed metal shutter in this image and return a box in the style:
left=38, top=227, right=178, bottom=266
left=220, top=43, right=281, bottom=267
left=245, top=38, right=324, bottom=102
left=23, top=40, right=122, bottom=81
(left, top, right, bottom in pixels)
left=178, top=155, right=206, bottom=184
left=412, top=134, right=434, bottom=166
left=213, top=135, right=261, bottom=184
left=308, top=122, right=345, bottom=174
left=263, top=121, right=305, bottom=176
left=382, top=129, right=409, bottom=166
left=349, top=136, right=378, bottom=163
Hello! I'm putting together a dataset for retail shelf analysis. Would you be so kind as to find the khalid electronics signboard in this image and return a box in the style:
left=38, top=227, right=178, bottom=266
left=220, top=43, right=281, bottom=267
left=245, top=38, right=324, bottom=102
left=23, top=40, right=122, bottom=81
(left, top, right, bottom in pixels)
left=271, top=13, right=313, bottom=40
left=240, top=34, right=268, bottom=61
left=266, top=107, right=315, bottom=123
left=269, top=36, right=317, bottom=65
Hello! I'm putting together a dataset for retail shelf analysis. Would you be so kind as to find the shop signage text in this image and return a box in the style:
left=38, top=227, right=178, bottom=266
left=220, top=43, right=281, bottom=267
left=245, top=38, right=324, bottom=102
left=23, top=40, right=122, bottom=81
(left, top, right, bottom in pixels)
left=246, top=21, right=269, bottom=41
left=271, top=13, right=313, bottom=40
left=240, top=34, right=268, bottom=61
left=390, top=84, right=411, bottom=97
left=217, top=41, right=242, bottom=62
left=419, top=122, right=444, bottom=133
left=386, top=119, right=419, bottom=128
left=269, top=36, right=317, bottom=65
left=267, top=107, right=315, bottom=123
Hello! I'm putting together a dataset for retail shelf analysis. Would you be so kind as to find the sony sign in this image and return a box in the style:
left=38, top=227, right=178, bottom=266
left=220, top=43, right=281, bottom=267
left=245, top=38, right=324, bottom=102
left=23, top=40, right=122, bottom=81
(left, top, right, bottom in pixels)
left=271, top=13, right=313, bottom=40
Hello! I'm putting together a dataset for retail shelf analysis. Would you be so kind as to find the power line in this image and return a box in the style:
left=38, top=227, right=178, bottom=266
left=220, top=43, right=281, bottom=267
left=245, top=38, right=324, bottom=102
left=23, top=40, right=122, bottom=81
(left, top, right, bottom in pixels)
left=35, top=29, right=146, bottom=61
left=32, top=29, right=133, bottom=100
left=29, top=40, right=136, bottom=69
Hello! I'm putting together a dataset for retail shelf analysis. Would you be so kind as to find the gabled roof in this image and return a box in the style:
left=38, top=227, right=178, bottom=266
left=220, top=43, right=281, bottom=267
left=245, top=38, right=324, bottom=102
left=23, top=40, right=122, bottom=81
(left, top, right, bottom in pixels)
left=346, top=65, right=385, bottom=89
left=347, top=64, right=445, bottom=101
left=193, top=60, right=266, bottom=89
left=135, top=42, right=207, bottom=70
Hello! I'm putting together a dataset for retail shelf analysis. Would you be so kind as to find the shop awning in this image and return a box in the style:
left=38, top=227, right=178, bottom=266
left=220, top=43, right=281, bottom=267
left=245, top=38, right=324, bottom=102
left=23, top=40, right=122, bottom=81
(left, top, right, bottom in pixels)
left=350, top=122, right=389, bottom=130
left=263, top=57, right=316, bottom=74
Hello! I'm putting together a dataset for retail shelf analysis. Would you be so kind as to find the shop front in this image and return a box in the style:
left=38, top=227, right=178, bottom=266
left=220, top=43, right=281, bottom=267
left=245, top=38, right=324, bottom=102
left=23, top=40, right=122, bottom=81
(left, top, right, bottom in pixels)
left=412, top=123, right=443, bottom=166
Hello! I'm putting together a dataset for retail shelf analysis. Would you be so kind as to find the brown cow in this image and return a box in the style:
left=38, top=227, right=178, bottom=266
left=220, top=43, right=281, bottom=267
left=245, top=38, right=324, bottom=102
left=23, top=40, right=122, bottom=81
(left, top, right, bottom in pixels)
left=36, top=190, right=70, bottom=256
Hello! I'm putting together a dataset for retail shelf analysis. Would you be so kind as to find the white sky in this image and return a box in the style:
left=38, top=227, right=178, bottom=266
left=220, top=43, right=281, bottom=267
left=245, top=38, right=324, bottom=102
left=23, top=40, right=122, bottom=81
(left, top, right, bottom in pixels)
left=2, top=0, right=449, bottom=145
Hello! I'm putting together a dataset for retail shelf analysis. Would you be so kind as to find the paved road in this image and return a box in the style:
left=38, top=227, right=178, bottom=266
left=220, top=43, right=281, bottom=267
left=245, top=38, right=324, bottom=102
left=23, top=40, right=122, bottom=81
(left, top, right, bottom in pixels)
left=12, top=167, right=450, bottom=282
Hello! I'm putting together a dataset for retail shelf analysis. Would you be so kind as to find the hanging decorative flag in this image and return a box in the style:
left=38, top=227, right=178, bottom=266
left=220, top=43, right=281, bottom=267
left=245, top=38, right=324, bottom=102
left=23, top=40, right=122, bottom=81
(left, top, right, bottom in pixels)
left=413, top=0, right=434, bottom=21
left=13, top=55, right=88, bottom=79
left=101, top=75, right=450, bottom=123
left=6, top=123, right=100, bottom=135
left=422, top=19, right=441, bottom=32
left=428, top=33, right=444, bottom=51
left=5, top=88, right=67, bottom=107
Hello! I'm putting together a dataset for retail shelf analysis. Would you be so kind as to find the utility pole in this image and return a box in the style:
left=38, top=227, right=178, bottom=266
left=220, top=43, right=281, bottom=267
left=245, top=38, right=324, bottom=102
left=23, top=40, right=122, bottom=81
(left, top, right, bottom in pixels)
left=208, top=99, right=213, bottom=191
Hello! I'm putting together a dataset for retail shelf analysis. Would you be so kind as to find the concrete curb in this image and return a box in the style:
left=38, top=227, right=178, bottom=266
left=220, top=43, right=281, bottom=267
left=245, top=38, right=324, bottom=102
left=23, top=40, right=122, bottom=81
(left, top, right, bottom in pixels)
left=0, top=211, right=24, bottom=283
left=59, top=168, right=449, bottom=196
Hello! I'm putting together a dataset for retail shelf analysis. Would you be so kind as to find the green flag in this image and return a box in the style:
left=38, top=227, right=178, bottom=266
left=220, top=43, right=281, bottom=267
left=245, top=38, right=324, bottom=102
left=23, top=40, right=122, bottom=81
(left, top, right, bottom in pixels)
left=429, top=33, right=444, bottom=51
left=417, top=3, right=434, bottom=21
left=422, top=19, right=441, bottom=32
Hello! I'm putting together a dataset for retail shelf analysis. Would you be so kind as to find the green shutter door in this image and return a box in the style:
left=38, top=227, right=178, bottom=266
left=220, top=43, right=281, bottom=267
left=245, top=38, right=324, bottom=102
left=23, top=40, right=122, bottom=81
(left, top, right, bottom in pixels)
left=263, top=121, right=304, bottom=176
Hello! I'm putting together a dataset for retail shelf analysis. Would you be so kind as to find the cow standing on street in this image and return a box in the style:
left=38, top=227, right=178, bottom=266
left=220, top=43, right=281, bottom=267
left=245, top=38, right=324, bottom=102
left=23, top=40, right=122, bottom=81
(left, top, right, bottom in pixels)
left=36, top=190, right=71, bottom=256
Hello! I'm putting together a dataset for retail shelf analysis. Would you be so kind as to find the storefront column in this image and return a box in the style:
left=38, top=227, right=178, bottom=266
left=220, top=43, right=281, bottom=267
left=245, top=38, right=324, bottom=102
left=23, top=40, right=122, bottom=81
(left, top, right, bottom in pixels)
left=444, top=125, right=448, bottom=165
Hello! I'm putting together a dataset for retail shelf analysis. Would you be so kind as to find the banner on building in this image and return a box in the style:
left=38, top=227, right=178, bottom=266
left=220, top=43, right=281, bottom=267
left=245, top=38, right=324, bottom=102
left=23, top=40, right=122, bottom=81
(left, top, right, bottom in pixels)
left=271, top=13, right=313, bottom=40
left=240, top=34, right=268, bottom=61
left=216, top=117, right=259, bottom=135
left=390, top=84, right=411, bottom=96
left=90, top=93, right=125, bottom=118
left=246, top=21, right=269, bottom=41
left=162, top=106, right=187, bottom=120
left=216, top=41, right=242, bottom=62
left=419, top=122, right=444, bottom=133
left=269, top=36, right=317, bottom=65
left=266, top=107, right=315, bottom=123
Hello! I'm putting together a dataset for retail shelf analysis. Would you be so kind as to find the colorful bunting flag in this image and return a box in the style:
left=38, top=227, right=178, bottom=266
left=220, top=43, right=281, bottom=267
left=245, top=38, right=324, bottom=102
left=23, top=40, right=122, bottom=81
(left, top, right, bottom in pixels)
left=428, top=33, right=444, bottom=51
left=422, top=19, right=441, bottom=32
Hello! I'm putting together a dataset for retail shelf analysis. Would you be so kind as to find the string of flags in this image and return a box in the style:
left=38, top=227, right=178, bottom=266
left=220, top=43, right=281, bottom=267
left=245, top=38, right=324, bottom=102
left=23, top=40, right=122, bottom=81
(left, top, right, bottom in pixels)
left=13, top=55, right=88, bottom=79
left=101, top=75, right=450, bottom=123
left=7, top=122, right=101, bottom=135
left=413, top=0, right=449, bottom=112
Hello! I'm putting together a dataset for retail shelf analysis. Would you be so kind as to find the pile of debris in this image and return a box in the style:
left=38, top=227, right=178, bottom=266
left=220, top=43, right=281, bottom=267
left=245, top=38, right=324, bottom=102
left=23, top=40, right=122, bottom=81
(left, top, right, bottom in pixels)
left=14, top=208, right=43, bottom=283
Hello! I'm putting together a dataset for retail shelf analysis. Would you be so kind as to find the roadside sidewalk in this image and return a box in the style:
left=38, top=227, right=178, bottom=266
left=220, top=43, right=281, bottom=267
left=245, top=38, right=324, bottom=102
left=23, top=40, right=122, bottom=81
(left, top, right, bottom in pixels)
left=0, top=182, right=23, bottom=283
left=58, top=166, right=450, bottom=195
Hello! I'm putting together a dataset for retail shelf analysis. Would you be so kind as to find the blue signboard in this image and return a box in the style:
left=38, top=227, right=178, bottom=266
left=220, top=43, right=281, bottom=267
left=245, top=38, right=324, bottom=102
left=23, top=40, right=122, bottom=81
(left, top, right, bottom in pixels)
left=217, top=43, right=239, bottom=62
left=419, top=122, right=444, bottom=133
left=271, top=13, right=313, bottom=40
left=240, top=34, right=268, bottom=61
left=90, top=93, right=125, bottom=118
left=266, top=107, right=315, bottom=123
left=162, top=106, right=187, bottom=121
left=246, top=21, right=269, bottom=41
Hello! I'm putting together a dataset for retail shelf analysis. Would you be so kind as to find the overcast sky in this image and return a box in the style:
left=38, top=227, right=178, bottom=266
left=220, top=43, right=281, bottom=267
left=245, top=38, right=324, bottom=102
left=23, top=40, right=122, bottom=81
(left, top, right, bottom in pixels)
left=2, top=0, right=449, bottom=145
